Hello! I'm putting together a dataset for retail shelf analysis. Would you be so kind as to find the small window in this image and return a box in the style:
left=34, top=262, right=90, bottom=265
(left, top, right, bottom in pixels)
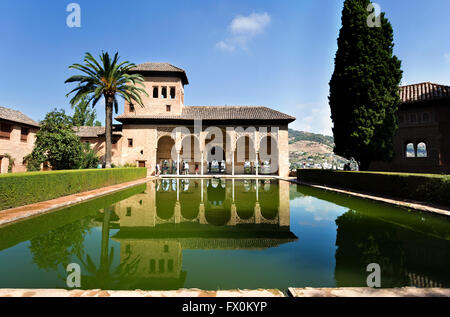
left=164, top=245, right=169, bottom=253
left=128, top=138, right=133, bottom=147
left=405, top=143, right=415, bottom=157
left=417, top=142, right=428, bottom=157
left=166, top=105, right=171, bottom=112
left=0, top=123, right=11, bottom=140
left=126, top=207, right=132, bottom=216
left=170, top=87, right=176, bottom=99
left=20, top=127, right=29, bottom=142
left=422, top=112, right=430, bottom=122
left=138, top=160, right=146, bottom=167
left=153, top=86, right=159, bottom=98
left=410, top=113, right=417, bottom=123
left=129, top=104, right=135, bottom=112
left=161, top=87, right=167, bottom=99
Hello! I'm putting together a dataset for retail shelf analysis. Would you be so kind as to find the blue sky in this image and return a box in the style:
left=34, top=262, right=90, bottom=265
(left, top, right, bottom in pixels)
left=1, top=0, right=450, bottom=136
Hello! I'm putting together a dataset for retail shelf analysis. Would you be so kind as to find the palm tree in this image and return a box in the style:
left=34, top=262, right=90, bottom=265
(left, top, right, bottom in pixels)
left=65, top=52, right=148, bottom=168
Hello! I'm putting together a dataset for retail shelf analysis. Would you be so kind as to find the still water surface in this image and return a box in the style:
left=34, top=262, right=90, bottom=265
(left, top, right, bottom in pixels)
left=0, top=178, right=449, bottom=290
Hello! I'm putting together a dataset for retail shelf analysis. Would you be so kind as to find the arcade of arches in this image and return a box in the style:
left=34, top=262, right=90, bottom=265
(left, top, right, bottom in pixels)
left=154, top=129, right=283, bottom=176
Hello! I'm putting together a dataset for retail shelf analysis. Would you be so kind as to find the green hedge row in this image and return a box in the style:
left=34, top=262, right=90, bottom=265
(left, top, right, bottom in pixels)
left=297, top=169, right=450, bottom=207
left=0, top=168, right=147, bottom=210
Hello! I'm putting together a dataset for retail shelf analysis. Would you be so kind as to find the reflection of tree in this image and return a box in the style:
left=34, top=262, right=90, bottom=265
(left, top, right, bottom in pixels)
left=28, top=219, right=91, bottom=271
left=334, top=210, right=409, bottom=287
left=77, top=206, right=141, bottom=289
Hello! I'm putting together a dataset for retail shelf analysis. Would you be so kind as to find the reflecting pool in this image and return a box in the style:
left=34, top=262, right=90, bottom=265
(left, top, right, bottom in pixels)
left=0, top=179, right=449, bottom=290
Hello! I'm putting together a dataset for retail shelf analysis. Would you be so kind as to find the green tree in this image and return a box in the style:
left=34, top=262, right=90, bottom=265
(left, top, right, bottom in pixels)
left=28, top=109, right=83, bottom=170
left=65, top=52, right=147, bottom=168
left=329, top=0, right=402, bottom=170
left=71, top=96, right=99, bottom=127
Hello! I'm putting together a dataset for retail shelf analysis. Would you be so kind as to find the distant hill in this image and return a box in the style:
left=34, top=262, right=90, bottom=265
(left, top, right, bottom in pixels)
left=288, top=129, right=348, bottom=169
left=288, top=129, right=334, bottom=147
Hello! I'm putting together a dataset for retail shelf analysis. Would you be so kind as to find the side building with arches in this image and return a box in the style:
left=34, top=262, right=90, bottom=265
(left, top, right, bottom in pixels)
left=370, top=82, right=450, bottom=174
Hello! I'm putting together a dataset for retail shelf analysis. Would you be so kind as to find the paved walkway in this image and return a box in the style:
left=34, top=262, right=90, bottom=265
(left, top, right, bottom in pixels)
left=0, top=288, right=284, bottom=297
left=288, top=287, right=450, bottom=297
left=0, top=287, right=449, bottom=297
left=0, top=177, right=153, bottom=226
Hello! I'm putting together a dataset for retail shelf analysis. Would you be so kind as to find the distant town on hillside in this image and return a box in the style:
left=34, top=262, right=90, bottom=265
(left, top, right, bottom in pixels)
left=288, top=129, right=350, bottom=171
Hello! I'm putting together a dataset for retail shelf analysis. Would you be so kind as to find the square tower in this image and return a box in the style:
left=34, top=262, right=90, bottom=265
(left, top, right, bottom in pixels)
left=124, top=63, right=189, bottom=116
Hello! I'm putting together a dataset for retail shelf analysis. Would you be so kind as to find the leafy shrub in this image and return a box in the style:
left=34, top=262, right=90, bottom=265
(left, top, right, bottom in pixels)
left=0, top=168, right=147, bottom=210
left=297, top=169, right=450, bottom=207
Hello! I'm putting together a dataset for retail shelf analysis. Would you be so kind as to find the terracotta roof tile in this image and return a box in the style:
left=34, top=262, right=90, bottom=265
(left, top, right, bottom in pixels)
left=73, top=126, right=105, bottom=138
left=129, top=62, right=189, bottom=85
left=0, top=106, right=40, bottom=127
left=116, top=106, right=295, bottom=122
left=400, top=82, right=450, bottom=104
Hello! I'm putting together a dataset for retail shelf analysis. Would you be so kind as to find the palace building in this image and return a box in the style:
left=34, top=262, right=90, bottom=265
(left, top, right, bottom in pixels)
left=0, top=106, right=40, bottom=173
left=370, top=82, right=450, bottom=174
left=78, top=63, right=296, bottom=177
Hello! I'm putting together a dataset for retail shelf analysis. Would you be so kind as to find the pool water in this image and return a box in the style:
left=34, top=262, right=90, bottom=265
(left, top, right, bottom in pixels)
left=0, top=178, right=449, bottom=290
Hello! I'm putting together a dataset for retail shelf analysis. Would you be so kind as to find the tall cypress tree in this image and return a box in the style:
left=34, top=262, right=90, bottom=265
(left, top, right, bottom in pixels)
left=329, top=0, right=402, bottom=170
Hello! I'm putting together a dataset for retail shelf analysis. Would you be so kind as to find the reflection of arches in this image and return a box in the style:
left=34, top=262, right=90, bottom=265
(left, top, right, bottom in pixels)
left=405, top=142, right=415, bottom=158
left=259, top=136, right=279, bottom=174
left=180, top=181, right=200, bottom=220
left=235, top=181, right=256, bottom=219
left=156, top=180, right=176, bottom=219
left=205, top=179, right=231, bottom=225
left=417, top=142, right=427, bottom=158
left=259, top=181, right=279, bottom=220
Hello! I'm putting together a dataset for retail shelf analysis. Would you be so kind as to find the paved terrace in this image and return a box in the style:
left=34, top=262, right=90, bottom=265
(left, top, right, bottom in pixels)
left=0, top=288, right=449, bottom=297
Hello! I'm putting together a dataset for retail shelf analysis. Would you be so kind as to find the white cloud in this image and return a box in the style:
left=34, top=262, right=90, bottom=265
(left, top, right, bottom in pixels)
left=216, top=12, right=271, bottom=52
left=290, top=101, right=333, bottom=136
left=445, top=53, right=450, bottom=63
left=229, top=12, right=271, bottom=35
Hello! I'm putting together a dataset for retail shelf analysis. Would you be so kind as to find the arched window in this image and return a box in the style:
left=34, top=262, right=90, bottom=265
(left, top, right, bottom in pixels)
left=405, top=143, right=415, bottom=157
left=417, top=142, right=427, bottom=157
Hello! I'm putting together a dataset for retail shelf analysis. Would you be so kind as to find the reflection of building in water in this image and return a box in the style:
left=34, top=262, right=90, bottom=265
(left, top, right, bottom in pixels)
left=112, top=179, right=294, bottom=289
left=114, top=179, right=290, bottom=228
left=334, top=210, right=450, bottom=288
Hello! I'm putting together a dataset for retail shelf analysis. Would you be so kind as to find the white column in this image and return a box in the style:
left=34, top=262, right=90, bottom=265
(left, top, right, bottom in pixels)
left=232, top=179, right=235, bottom=201
left=177, top=152, right=180, bottom=176
left=201, top=151, right=204, bottom=175
left=256, top=179, right=259, bottom=201
left=232, top=152, right=235, bottom=176
left=255, top=152, right=259, bottom=176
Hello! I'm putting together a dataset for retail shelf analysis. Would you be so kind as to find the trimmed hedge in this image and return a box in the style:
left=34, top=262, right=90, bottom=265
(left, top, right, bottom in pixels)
left=0, top=168, right=147, bottom=210
left=297, top=169, right=450, bottom=207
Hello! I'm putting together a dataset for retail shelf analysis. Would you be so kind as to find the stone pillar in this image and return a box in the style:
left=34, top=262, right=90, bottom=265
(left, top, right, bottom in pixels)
left=255, top=151, right=259, bottom=176
left=254, top=202, right=261, bottom=224
left=174, top=201, right=181, bottom=224
left=228, top=203, right=237, bottom=226
left=199, top=203, right=206, bottom=224
left=277, top=125, right=289, bottom=177
left=278, top=180, right=290, bottom=227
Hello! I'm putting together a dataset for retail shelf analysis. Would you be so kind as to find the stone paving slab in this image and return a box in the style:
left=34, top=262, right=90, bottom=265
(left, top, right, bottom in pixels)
left=0, top=177, right=153, bottom=226
left=0, top=288, right=285, bottom=297
left=288, top=287, right=450, bottom=297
